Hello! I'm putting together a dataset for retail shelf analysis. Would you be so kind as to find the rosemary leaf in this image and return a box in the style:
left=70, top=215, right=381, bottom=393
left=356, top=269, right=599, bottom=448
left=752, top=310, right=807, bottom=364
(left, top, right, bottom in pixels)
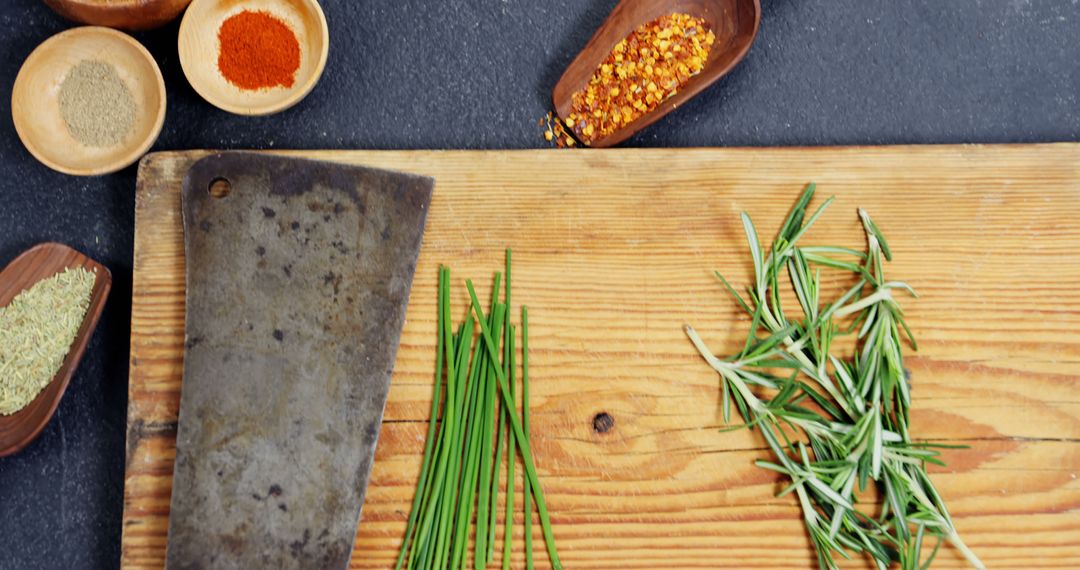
left=686, top=187, right=984, bottom=570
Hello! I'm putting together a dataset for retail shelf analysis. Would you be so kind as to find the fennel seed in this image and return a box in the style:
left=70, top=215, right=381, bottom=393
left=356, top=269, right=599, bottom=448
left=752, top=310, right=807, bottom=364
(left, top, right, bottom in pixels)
left=0, top=266, right=96, bottom=415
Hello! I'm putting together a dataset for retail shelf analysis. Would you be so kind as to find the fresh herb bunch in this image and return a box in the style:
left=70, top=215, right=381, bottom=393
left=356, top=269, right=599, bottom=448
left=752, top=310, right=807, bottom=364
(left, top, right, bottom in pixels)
left=686, top=185, right=983, bottom=569
left=396, top=252, right=559, bottom=570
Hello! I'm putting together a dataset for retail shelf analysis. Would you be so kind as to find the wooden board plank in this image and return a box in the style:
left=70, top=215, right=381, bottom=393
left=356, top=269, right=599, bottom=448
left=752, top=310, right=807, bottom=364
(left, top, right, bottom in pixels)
left=123, top=146, right=1080, bottom=569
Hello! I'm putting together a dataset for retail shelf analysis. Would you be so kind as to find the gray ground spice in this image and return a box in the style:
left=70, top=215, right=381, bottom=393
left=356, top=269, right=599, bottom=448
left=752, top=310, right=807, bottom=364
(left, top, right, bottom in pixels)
left=58, top=60, right=136, bottom=148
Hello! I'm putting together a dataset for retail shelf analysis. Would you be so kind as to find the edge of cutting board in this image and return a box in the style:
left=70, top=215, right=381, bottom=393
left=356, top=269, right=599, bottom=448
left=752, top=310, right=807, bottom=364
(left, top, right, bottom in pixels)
left=125, top=145, right=1080, bottom=570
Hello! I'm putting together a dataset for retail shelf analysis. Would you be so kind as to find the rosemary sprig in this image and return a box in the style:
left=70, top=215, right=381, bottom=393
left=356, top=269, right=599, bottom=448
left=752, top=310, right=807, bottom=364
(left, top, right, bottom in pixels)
left=686, top=185, right=983, bottom=569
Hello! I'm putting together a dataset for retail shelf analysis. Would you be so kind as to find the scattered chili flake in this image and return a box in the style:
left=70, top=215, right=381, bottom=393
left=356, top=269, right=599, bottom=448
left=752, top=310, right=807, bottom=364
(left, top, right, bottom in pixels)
left=565, top=13, right=715, bottom=145
left=540, top=112, right=577, bottom=148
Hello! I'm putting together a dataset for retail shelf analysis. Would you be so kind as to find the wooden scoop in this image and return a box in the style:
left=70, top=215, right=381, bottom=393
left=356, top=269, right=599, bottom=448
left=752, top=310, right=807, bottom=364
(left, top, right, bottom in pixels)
left=0, top=243, right=112, bottom=457
left=553, top=0, right=761, bottom=147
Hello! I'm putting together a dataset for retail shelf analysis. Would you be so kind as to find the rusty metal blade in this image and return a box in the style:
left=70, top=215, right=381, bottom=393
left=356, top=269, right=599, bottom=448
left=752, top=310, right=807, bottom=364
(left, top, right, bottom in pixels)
left=166, top=152, right=433, bottom=570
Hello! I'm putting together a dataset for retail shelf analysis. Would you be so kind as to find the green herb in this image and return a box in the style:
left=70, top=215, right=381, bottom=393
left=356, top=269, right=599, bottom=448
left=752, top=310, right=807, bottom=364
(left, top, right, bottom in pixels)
left=450, top=296, right=503, bottom=570
left=397, top=252, right=560, bottom=570
left=492, top=251, right=516, bottom=569
left=500, top=325, right=516, bottom=570
left=686, top=185, right=984, bottom=569
left=522, top=306, right=535, bottom=570
left=0, top=266, right=96, bottom=415
left=467, top=279, right=561, bottom=570
left=470, top=274, right=503, bottom=569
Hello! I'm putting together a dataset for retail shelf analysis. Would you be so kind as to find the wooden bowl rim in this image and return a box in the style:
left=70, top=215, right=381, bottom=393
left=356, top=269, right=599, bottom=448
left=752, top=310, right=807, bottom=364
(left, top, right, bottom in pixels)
left=0, top=243, right=112, bottom=458
left=11, top=26, right=167, bottom=176
left=178, top=0, right=330, bottom=116
left=49, top=0, right=167, bottom=7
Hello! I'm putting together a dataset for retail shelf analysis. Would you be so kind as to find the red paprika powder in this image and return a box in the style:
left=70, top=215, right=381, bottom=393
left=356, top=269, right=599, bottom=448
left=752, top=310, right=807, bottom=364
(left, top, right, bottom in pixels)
left=217, top=10, right=301, bottom=90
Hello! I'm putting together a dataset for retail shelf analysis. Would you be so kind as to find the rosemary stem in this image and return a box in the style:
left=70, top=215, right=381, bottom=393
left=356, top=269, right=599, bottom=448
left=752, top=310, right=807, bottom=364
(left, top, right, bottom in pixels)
left=947, top=530, right=986, bottom=570
left=834, top=288, right=894, bottom=318
left=687, top=188, right=977, bottom=569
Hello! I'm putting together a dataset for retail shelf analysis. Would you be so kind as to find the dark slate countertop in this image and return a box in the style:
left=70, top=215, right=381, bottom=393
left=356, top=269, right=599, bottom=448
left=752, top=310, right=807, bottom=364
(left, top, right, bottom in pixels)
left=1, top=0, right=1077, bottom=568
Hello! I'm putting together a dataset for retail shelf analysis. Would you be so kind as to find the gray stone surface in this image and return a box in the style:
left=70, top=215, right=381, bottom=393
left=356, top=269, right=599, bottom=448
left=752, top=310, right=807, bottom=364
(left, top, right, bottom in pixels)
left=0, top=0, right=1077, bottom=568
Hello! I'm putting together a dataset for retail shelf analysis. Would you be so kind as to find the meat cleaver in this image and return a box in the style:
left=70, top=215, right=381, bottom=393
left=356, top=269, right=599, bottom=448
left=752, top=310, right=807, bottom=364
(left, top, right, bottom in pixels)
left=166, top=153, right=434, bottom=569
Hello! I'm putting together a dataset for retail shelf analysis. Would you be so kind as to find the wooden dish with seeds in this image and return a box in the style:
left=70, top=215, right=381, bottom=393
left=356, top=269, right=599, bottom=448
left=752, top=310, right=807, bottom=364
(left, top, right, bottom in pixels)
left=553, top=0, right=761, bottom=147
left=0, top=243, right=111, bottom=458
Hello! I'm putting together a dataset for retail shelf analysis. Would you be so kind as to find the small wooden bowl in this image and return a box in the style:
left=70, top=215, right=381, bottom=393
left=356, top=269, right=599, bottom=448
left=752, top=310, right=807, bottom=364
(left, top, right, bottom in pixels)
left=42, top=0, right=192, bottom=31
left=178, top=0, right=329, bottom=116
left=0, top=243, right=112, bottom=458
left=11, top=27, right=166, bottom=176
left=553, top=0, right=761, bottom=147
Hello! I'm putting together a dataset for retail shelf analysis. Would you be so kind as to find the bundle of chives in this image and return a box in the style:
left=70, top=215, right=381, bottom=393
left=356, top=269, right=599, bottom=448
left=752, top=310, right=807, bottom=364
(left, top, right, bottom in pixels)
left=396, top=251, right=560, bottom=570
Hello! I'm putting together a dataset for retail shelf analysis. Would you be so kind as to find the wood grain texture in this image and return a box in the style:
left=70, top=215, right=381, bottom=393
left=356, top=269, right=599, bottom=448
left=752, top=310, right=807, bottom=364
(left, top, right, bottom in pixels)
left=122, top=146, right=1080, bottom=569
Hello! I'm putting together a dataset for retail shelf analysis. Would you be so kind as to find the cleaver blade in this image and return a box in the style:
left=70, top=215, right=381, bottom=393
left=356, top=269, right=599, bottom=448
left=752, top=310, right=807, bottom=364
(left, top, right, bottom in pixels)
left=166, top=152, right=433, bottom=570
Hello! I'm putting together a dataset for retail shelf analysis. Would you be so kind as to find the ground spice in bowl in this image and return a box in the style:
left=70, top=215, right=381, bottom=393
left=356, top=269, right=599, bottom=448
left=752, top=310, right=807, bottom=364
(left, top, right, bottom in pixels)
left=58, top=59, right=136, bottom=147
left=0, top=267, right=96, bottom=415
left=218, top=10, right=301, bottom=90
left=561, top=13, right=716, bottom=146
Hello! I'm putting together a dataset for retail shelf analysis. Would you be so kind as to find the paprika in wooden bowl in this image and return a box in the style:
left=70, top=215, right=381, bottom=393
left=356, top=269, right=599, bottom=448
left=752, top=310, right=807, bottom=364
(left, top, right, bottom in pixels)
left=178, top=0, right=328, bottom=116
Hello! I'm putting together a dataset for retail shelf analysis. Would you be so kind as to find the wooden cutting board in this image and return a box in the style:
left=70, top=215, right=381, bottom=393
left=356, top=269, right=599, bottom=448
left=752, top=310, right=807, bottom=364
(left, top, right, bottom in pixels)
left=122, top=146, right=1080, bottom=569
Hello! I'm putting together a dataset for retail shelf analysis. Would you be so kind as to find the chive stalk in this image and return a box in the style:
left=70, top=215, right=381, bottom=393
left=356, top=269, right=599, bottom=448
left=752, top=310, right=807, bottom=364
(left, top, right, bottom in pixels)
left=450, top=274, right=502, bottom=569
left=522, top=307, right=534, bottom=570
left=394, top=268, right=448, bottom=570
left=489, top=393, right=507, bottom=564
left=501, top=325, right=517, bottom=570
left=500, top=251, right=516, bottom=568
left=466, top=281, right=561, bottom=570
left=474, top=299, right=505, bottom=568
left=396, top=254, right=558, bottom=570
left=412, top=274, right=464, bottom=569
left=430, top=318, right=471, bottom=570
left=451, top=303, right=503, bottom=570
left=489, top=250, right=513, bottom=564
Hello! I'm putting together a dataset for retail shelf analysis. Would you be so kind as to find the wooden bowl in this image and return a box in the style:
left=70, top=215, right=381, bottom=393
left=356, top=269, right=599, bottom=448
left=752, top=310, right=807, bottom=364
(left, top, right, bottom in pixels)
left=553, top=0, right=761, bottom=147
left=0, top=243, right=112, bottom=458
left=42, top=0, right=192, bottom=31
left=11, top=27, right=166, bottom=176
left=178, top=0, right=329, bottom=116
